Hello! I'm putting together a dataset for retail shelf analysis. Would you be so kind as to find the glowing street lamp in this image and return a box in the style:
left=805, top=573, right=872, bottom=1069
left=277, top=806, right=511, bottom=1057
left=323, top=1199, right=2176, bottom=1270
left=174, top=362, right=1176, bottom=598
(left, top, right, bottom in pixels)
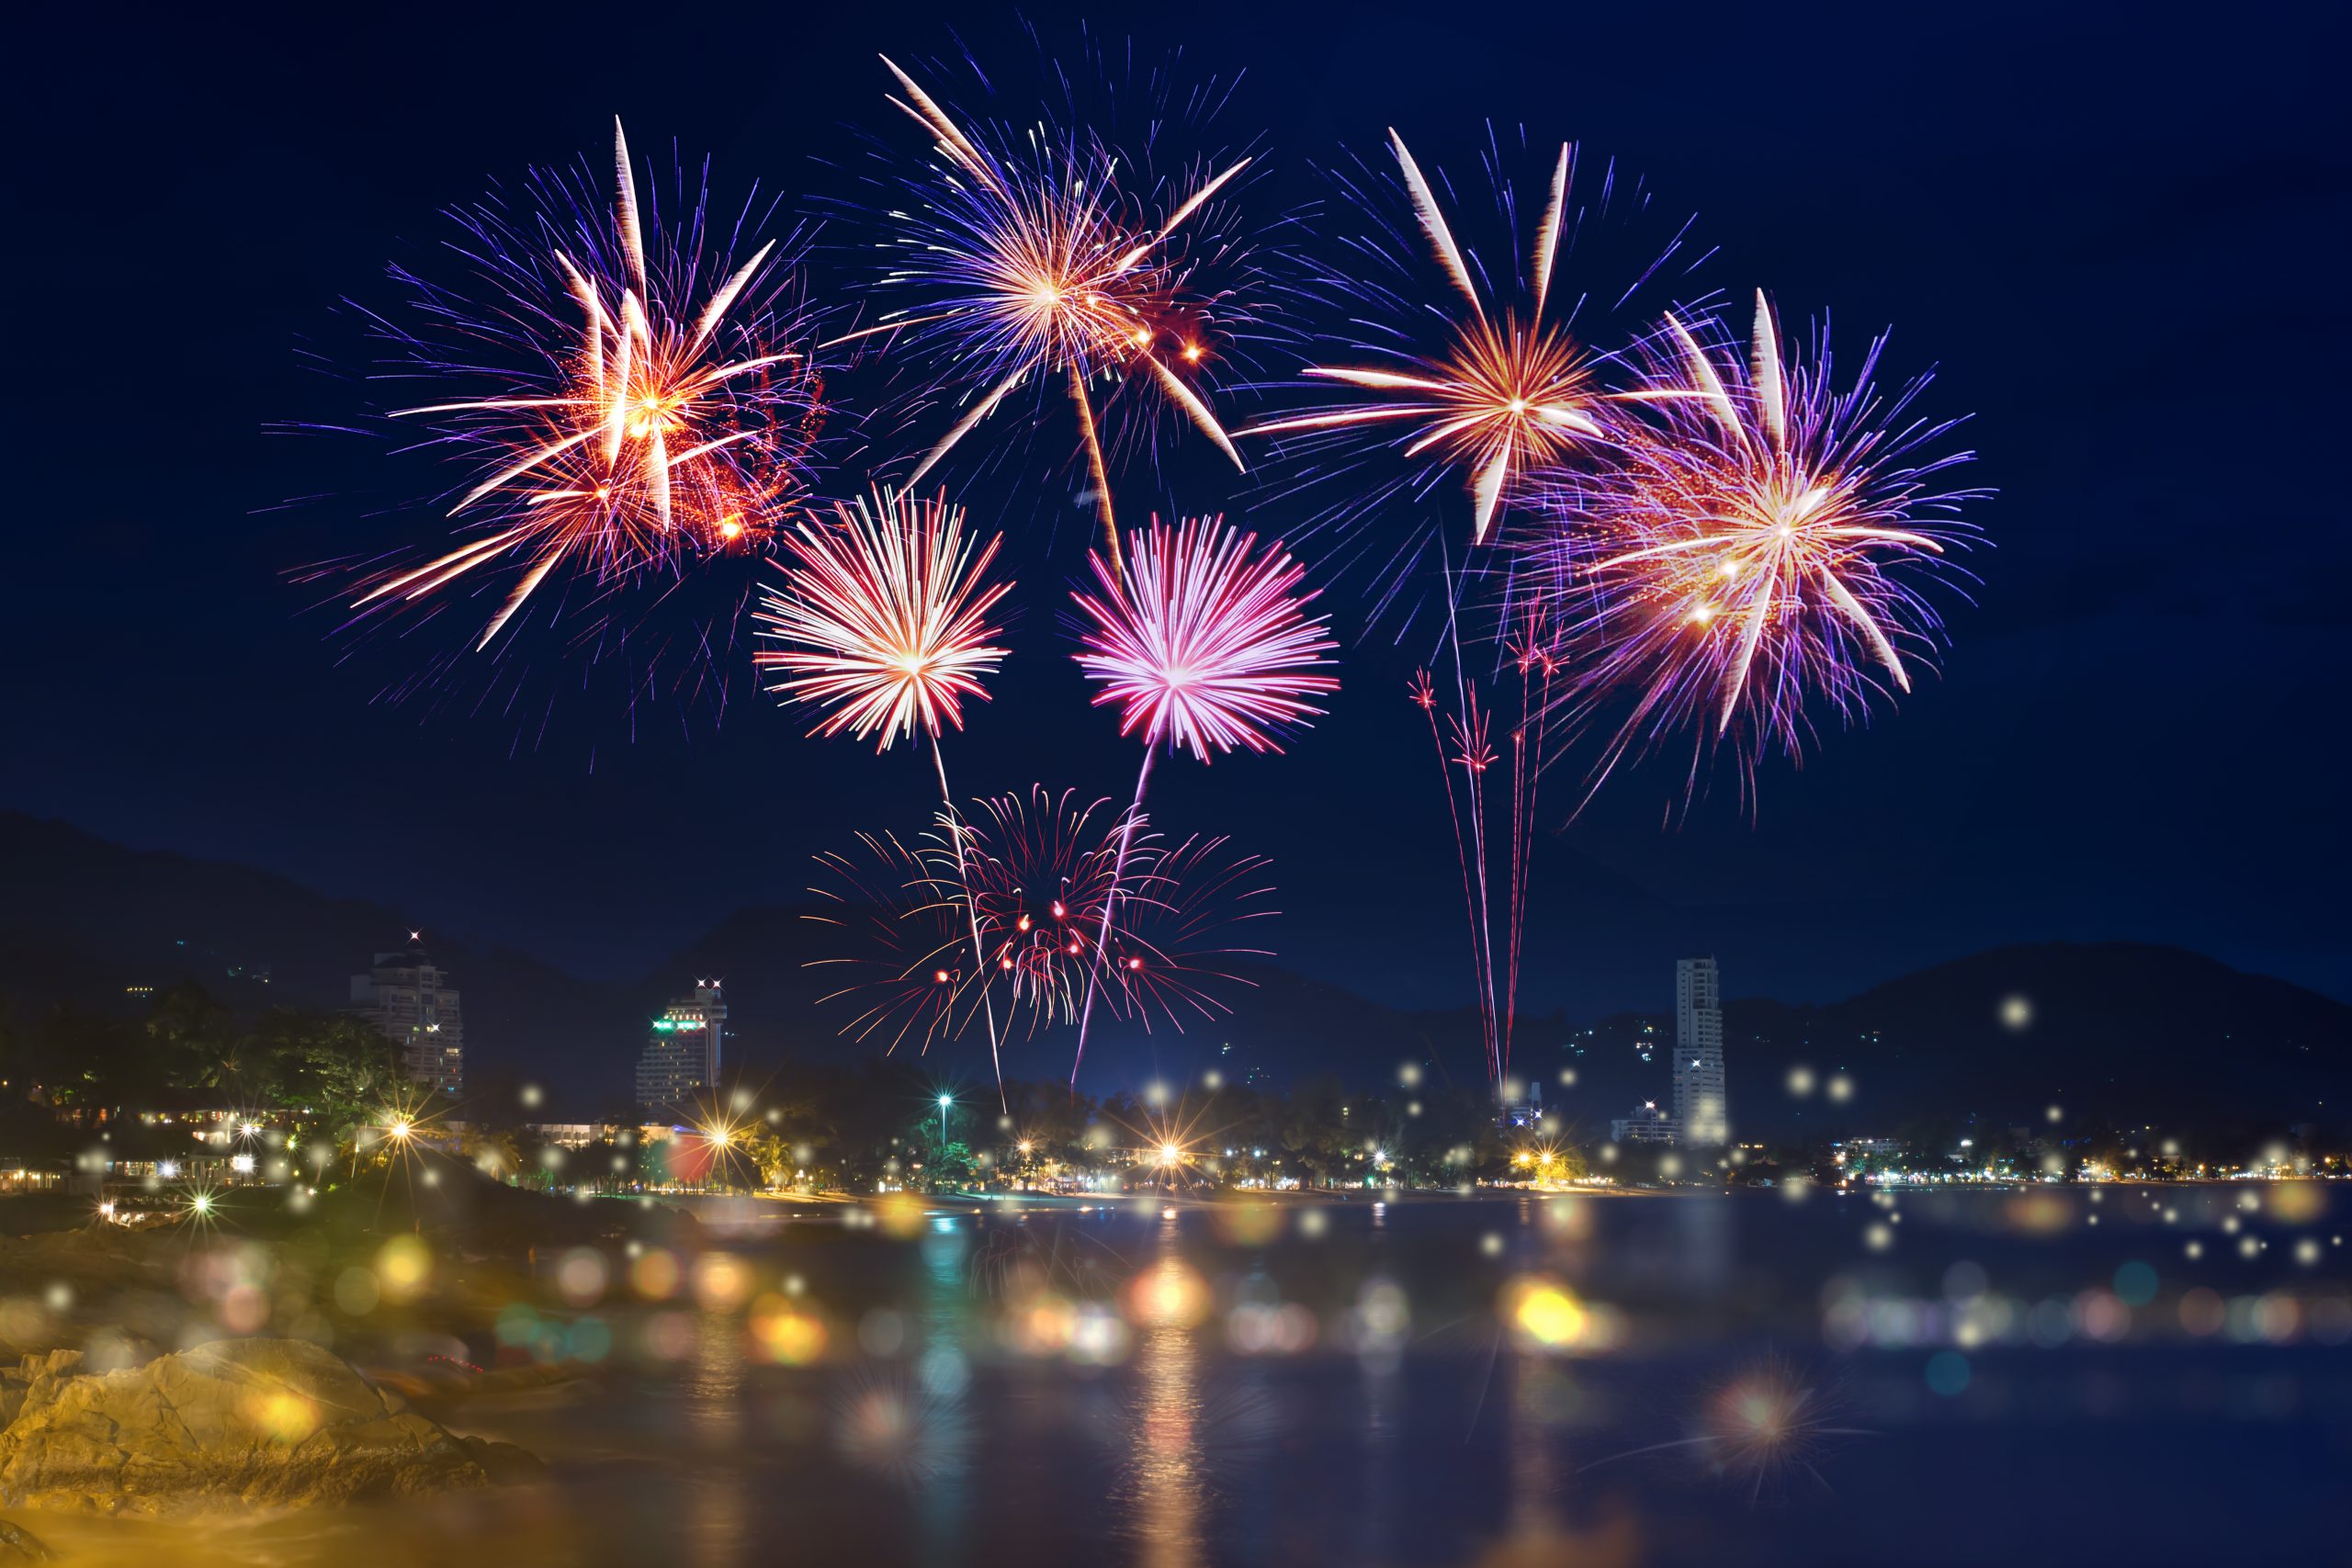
left=938, top=1093, right=954, bottom=1146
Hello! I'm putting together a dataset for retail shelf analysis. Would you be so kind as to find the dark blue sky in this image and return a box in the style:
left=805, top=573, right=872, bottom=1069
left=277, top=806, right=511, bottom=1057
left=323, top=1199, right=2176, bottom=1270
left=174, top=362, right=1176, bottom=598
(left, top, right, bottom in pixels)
left=6, top=1, right=2346, bottom=1015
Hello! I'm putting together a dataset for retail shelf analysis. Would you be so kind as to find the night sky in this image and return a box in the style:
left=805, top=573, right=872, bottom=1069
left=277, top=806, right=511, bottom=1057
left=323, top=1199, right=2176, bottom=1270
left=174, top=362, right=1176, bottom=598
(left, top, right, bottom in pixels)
left=8, top=1, right=2346, bottom=1017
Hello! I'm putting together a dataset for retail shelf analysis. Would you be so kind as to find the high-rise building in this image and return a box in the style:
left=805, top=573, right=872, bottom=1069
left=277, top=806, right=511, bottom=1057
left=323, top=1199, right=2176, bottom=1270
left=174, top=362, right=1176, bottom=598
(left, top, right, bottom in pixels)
left=350, top=942, right=464, bottom=1097
left=1611, top=1100, right=1679, bottom=1144
left=637, top=980, right=726, bottom=1115
left=1672, top=956, right=1728, bottom=1144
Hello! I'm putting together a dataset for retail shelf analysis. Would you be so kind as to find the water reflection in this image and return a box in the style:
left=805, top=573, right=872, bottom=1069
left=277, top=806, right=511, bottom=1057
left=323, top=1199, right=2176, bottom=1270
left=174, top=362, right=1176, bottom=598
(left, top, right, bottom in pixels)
left=12, top=1191, right=2346, bottom=1567
left=684, top=1305, right=748, bottom=1566
left=1127, top=1215, right=1206, bottom=1568
left=918, top=1222, right=972, bottom=1560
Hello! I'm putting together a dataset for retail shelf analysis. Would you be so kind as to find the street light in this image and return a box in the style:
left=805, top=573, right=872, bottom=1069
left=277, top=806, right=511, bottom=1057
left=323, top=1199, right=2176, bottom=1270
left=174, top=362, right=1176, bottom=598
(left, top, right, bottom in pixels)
left=938, top=1093, right=953, bottom=1146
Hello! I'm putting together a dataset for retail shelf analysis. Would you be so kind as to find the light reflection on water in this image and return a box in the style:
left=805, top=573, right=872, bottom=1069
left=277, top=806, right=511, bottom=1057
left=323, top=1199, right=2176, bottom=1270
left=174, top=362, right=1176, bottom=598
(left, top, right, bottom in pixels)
left=915, top=1223, right=971, bottom=1562
left=7, top=1192, right=2346, bottom=1566
left=1128, top=1217, right=1205, bottom=1568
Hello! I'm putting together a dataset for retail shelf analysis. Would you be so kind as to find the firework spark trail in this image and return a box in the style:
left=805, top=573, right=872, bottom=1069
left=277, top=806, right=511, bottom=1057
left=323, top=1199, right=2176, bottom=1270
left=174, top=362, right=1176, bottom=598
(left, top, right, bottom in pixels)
left=754, top=489, right=1012, bottom=1095
left=1447, top=625, right=1502, bottom=1082
left=804, top=788, right=1276, bottom=1053
left=1436, top=570, right=1501, bottom=1080
left=851, top=54, right=1261, bottom=572
left=1069, top=517, right=1340, bottom=1083
left=1532, top=290, right=1984, bottom=811
left=931, top=735, right=1006, bottom=1106
left=1502, top=615, right=1557, bottom=1071
left=1070, top=745, right=1154, bottom=1090
left=1411, top=667, right=1494, bottom=1078
left=1411, top=591, right=1559, bottom=1082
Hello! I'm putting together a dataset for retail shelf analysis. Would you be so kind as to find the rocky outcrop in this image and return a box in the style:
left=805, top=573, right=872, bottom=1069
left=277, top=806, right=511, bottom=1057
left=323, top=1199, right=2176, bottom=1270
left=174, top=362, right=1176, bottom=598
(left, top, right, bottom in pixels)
left=0, top=1337, right=503, bottom=1515
left=0, top=1354, right=85, bottom=1433
left=0, top=1517, right=51, bottom=1561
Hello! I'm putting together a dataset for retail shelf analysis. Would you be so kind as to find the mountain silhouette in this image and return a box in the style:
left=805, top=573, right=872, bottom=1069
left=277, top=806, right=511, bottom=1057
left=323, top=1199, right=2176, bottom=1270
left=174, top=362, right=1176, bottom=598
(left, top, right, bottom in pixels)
left=2, top=813, right=2343, bottom=1139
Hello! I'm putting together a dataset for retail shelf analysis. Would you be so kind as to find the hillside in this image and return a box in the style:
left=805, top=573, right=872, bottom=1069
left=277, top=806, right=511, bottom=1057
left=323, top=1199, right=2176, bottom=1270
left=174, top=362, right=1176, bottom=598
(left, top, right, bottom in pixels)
left=3, top=813, right=2345, bottom=1137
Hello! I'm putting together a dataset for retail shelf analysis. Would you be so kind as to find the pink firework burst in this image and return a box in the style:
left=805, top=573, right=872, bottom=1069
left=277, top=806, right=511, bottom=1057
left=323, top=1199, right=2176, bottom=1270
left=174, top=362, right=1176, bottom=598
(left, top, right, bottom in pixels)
left=1070, top=517, right=1340, bottom=763
left=752, top=490, right=1012, bottom=750
left=1532, top=292, right=1984, bottom=808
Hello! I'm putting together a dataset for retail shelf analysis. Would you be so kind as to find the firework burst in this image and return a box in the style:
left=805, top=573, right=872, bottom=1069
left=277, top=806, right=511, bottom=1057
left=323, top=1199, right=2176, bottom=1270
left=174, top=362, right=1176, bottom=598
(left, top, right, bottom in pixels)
left=843, top=54, right=1261, bottom=566
left=1243, top=130, right=1705, bottom=622
left=1536, top=292, right=1984, bottom=806
left=1071, top=517, right=1340, bottom=763
left=806, top=788, right=1275, bottom=1057
left=321, top=119, right=826, bottom=732
left=753, top=489, right=1011, bottom=750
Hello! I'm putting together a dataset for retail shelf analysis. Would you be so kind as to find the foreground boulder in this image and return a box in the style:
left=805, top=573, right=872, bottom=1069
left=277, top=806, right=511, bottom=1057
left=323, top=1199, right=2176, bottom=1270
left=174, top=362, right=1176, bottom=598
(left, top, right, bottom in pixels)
left=0, top=1337, right=502, bottom=1515
left=0, top=1517, right=51, bottom=1560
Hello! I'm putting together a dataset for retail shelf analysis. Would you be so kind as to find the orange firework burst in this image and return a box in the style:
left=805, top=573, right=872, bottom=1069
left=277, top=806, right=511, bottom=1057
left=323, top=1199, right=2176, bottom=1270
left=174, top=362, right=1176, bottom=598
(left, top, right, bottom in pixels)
left=845, top=55, right=1256, bottom=567
left=350, top=118, right=822, bottom=653
left=1248, top=135, right=1629, bottom=549
left=752, top=490, right=1012, bottom=750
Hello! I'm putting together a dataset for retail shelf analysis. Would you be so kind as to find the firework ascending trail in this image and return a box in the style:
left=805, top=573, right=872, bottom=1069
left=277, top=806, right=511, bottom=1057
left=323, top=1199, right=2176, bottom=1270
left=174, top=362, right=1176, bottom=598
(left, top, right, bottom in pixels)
left=1408, top=606, right=1560, bottom=1083
left=806, top=788, right=1276, bottom=1055
left=844, top=54, right=1260, bottom=570
left=754, top=488, right=1012, bottom=1096
left=333, top=118, right=825, bottom=718
left=1067, top=517, right=1339, bottom=1082
left=1535, top=292, right=1984, bottom=810
left=1242, top=130, right=1705, bottom=620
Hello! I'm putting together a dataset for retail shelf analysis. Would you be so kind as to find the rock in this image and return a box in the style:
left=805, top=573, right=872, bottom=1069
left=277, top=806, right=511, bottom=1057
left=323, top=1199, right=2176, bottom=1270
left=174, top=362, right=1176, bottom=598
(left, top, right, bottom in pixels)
left=365, top=1357, right=586, bottom=1412
left=0, top=1337, right=511, bottom=1516
left=0, top=1352, right=85, bottom=1432
left=0, top=1518, right=51, bottom=1561
left=457, top=1435, right=546, bottom=1483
